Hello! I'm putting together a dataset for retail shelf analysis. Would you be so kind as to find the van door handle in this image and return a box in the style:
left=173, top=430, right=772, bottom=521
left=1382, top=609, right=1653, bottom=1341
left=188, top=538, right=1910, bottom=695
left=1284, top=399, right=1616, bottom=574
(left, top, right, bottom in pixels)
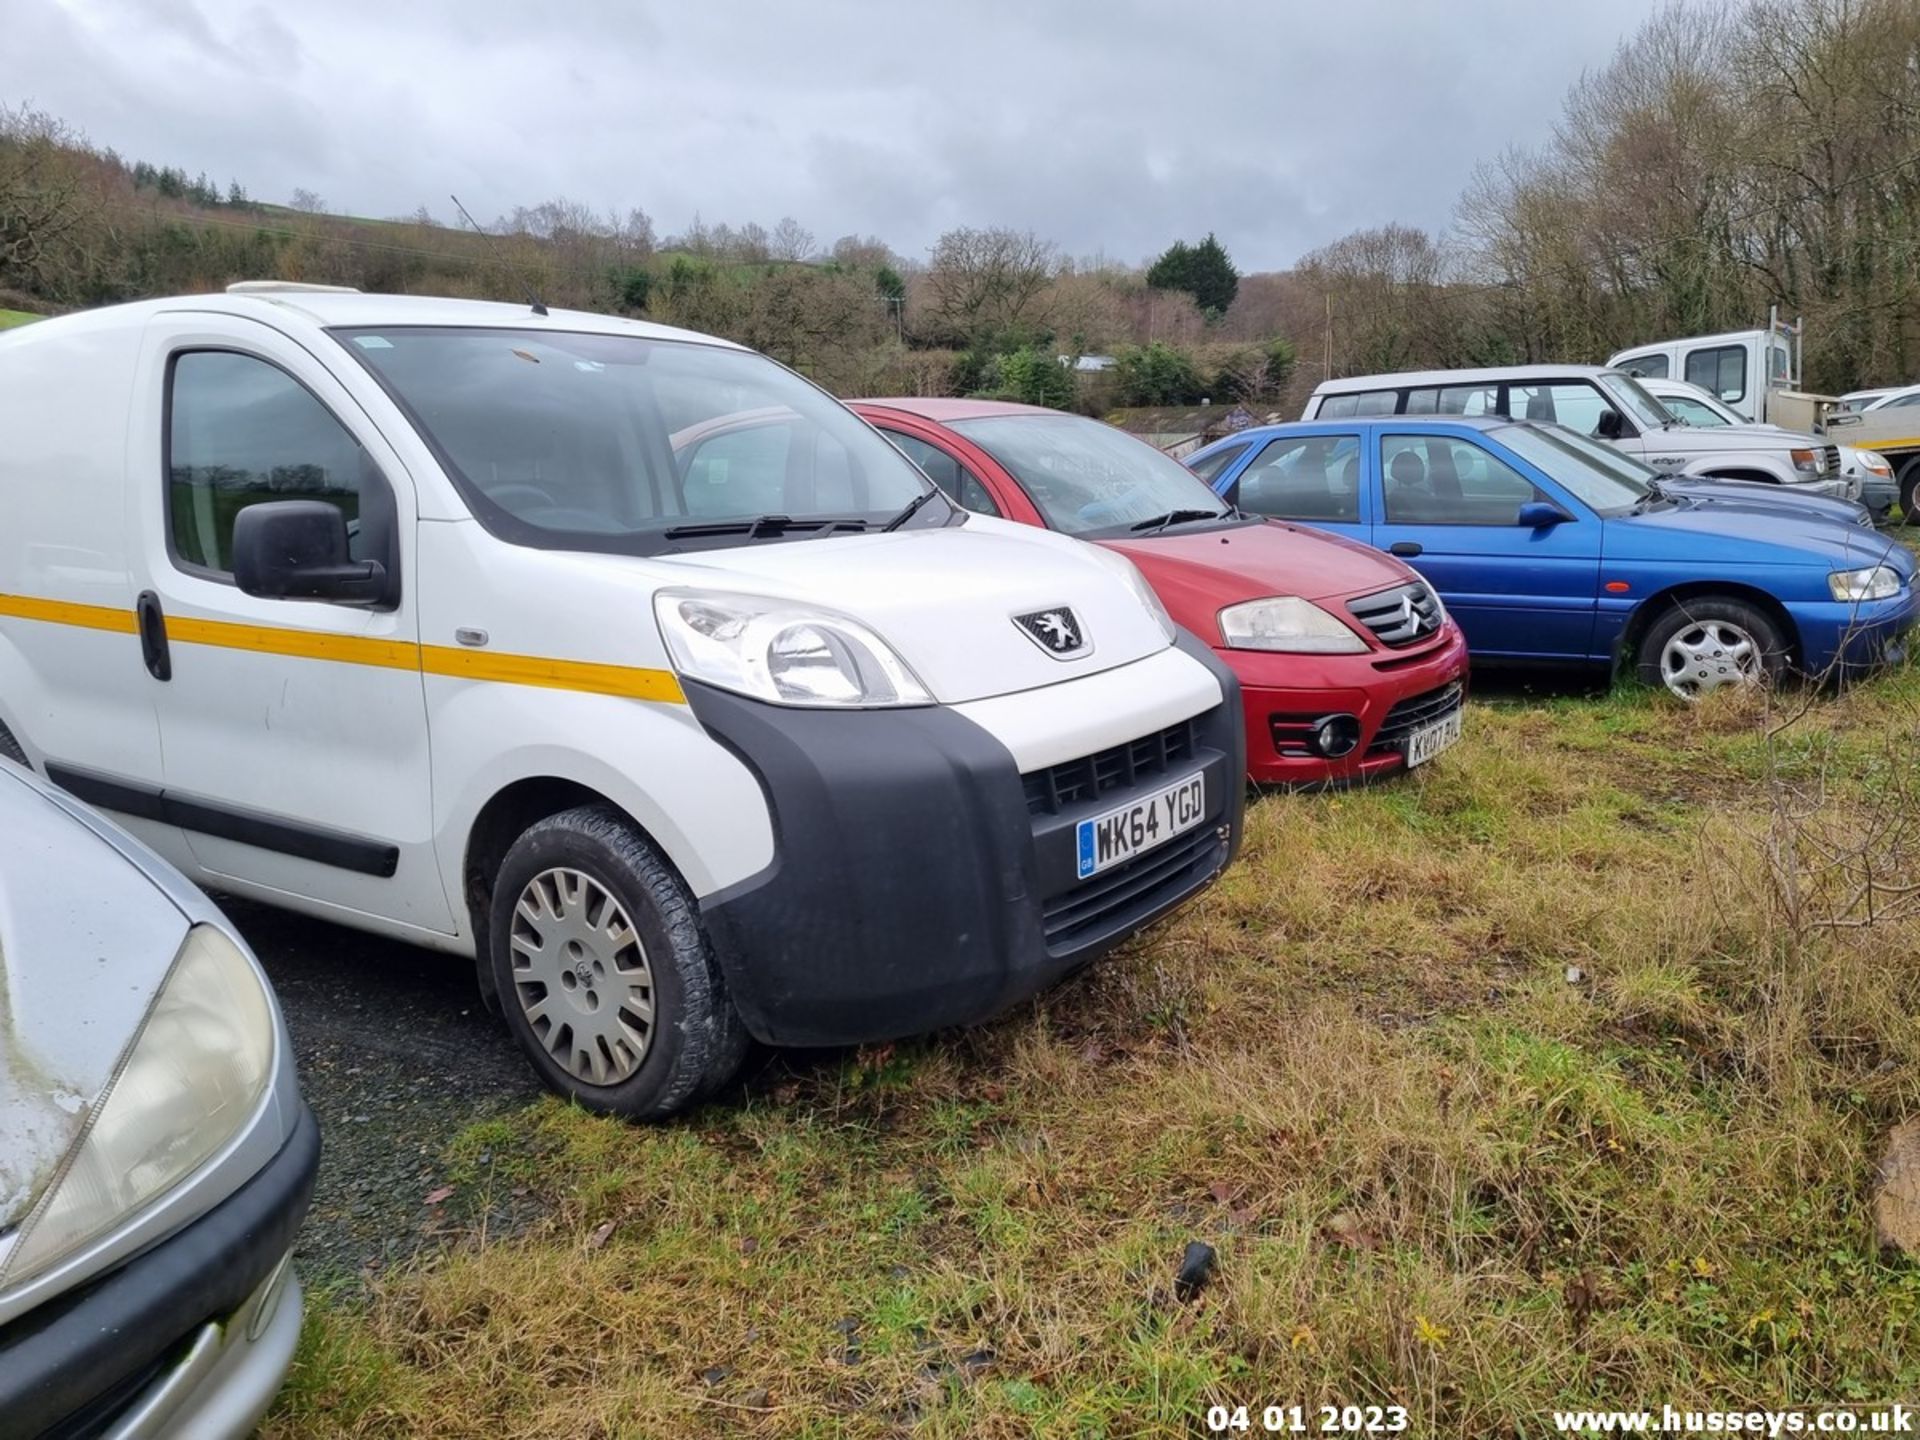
left=1389, top=541, right=1423, bottom=557
left=135, top=590, right=172, bottom=681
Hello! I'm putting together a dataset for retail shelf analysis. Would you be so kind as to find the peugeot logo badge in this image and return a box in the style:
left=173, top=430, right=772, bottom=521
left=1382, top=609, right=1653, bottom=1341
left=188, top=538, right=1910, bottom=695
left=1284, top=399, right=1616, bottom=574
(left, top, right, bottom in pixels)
left=1014, top=606, right=1089, bottom=658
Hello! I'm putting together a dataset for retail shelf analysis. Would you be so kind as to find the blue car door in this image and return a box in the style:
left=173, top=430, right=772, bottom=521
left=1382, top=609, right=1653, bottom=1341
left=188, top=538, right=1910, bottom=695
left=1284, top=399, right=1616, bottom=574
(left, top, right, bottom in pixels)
left=1219, top=428, right=1371, bottom=545
left=1368, top=429, right=1601, bottom=660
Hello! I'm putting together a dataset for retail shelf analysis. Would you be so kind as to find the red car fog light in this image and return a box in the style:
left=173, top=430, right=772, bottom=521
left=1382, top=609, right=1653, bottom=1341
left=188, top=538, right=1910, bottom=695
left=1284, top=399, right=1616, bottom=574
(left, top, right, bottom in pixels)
left=1313, top=714, right=1362, bottom=758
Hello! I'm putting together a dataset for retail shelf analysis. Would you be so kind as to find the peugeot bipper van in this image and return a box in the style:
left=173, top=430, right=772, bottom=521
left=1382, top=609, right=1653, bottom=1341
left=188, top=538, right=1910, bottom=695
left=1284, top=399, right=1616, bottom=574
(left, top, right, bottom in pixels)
left=0, top=287, right=1244, bottom=1118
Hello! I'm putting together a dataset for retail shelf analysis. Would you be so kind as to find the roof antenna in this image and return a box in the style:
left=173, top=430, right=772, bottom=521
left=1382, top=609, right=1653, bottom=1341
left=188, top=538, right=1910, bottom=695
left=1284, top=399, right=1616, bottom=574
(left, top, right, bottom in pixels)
left=450, top=193, right=548, bottom=316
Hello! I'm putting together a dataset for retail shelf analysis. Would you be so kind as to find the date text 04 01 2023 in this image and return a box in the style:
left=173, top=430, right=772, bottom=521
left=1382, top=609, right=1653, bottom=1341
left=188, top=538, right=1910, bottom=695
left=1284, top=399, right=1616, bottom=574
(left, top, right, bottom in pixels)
left=1207, top=1404, right=1410, bottom=1434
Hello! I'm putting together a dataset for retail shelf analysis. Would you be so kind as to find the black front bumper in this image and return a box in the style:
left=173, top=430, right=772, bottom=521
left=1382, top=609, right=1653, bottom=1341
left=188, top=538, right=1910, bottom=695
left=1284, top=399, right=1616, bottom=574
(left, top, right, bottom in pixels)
left=689, top=633, right=1245, bottom=1047
left=0, top=1103, right=320, bottom=1440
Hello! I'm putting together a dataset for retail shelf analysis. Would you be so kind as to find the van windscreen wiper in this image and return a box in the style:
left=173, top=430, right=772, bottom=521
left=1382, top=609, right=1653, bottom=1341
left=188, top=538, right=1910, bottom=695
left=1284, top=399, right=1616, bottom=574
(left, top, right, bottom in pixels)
left=663, top=514, right=870, bottom=541
left=882, top=487, right=940, bottom=532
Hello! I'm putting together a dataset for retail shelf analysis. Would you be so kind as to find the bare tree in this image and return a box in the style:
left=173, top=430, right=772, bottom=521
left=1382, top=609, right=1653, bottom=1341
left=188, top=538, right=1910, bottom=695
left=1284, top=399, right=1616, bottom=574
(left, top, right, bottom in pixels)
left=0, top=107, right=96, bottom=295
left=922, top=226, right=1058, bottom=347
left=288, top=187, right=327, bottom=214
left=770, top=216, right=815, bottom=262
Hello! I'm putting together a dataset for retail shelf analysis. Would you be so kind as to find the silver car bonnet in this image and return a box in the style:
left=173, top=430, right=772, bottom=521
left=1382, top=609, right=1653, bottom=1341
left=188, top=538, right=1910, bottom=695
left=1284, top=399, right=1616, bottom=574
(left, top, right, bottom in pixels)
left=0, top=769, right=190, bottom=1232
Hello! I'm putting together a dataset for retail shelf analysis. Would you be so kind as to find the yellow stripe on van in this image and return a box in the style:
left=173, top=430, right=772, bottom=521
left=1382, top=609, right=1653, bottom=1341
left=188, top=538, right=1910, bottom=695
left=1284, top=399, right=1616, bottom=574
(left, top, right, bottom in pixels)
left=165, top=614, right=421, bottom=671
left=420, top=646, right=686, bottom=703
left=0, top=592, right=140, bottom=634
left=0, top=591, right=685, bottom=704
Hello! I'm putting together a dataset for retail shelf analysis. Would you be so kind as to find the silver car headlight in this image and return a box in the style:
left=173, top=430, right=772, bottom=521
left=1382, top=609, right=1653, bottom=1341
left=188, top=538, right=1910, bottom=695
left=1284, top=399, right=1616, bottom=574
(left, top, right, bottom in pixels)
left=1218, top=596, right=1368, bottom=653
left=1855, top=449, right=1894, bottom=479
left=654, top=590, right=932, bottom=707
left=1829, top=565, right=1903, bottom=602
left=0, top=924, right=275, bottom=1287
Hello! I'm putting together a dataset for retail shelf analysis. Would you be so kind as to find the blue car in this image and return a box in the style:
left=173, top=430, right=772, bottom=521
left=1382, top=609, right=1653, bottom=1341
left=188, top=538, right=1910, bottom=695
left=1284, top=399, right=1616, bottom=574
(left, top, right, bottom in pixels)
left=1187, top=417, right=1918, bottom=697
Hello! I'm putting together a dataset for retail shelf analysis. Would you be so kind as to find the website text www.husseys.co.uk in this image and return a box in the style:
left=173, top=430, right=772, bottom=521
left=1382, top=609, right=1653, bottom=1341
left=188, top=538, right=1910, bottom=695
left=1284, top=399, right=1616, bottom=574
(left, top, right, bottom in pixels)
left=1552, top=1405, right=1913, bottom=1435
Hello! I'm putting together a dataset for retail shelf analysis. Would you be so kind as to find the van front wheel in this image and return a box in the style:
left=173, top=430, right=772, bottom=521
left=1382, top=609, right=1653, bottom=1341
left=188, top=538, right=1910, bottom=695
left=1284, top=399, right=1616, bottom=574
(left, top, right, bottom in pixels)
left=487, top=804, right=746, bottom=1119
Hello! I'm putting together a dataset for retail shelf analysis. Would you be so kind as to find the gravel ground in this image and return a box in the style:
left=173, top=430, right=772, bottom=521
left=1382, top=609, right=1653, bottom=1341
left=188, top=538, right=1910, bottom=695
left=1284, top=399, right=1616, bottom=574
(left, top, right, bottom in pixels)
left=219, top=897, right=546, bottom=1289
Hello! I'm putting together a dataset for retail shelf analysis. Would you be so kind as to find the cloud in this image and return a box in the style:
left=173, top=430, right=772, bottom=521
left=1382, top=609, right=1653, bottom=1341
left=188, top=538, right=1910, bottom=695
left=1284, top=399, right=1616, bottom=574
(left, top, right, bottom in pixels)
left=14, top=0, right=1672, bottom=268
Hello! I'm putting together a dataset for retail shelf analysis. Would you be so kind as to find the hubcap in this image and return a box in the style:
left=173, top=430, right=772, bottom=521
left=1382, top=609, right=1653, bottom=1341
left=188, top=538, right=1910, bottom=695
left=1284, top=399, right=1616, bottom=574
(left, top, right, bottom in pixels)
left=509, top=867, right=655, bottom=1086
left=1660, top=619, right=1762, bottom=700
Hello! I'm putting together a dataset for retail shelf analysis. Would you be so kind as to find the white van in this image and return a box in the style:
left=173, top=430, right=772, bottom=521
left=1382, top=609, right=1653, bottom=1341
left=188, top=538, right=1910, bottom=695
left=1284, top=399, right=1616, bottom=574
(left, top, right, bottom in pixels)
left=0, top=287, right=1244, bottom=1118
left=1303, top=364, right=1856, bottom=501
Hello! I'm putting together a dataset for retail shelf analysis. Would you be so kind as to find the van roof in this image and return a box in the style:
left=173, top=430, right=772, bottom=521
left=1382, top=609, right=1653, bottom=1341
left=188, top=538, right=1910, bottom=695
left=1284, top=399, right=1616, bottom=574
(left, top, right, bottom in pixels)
left=0, top=290, right=742, bottom=351
left=1609, top=328, right=1778, bottom=360
left=1310, top=363, right=1620, bottom=395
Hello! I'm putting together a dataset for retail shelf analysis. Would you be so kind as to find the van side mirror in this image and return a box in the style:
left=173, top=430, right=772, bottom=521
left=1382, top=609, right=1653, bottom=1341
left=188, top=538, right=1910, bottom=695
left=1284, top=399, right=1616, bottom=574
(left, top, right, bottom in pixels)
left=1516, top=500, right=1572, bottom=529
left=1595, top=408, right=1625, bottom=440
left=232, top=501, right=391, bottom=605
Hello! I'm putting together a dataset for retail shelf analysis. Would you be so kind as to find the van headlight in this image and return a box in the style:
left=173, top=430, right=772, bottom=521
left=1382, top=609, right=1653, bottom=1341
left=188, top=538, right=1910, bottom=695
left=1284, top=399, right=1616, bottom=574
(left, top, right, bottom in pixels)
left=1829, top=565, right=1903, bottom=602
left=1085, top=545, right=1175, bottom=641
left=0, top=924, right=275, bottom=1287
left=1218, top=596, right=1368, bottom=653
left=654, top=590, right=932, bottom=707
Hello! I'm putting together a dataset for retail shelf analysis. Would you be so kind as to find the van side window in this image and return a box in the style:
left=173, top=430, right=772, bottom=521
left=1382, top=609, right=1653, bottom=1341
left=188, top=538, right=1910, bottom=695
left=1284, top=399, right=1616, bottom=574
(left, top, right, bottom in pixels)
left=1616, top=354, right=1669, bottom=379
left=885, top=430, right=1001, bottom=515
left=1506, top=382, right=1612, bottom=437
left=1406, top=384, right=1498, bottom=416
left=1317, top=390, right=1397, bottom=419
left=1381, top=434, right=1546, bottom=525
left=1684, top=345, right=1746, bottom=403
left=1235, top=434, right=1362, bottom=521
left=168, top=351, right=376, bottom=575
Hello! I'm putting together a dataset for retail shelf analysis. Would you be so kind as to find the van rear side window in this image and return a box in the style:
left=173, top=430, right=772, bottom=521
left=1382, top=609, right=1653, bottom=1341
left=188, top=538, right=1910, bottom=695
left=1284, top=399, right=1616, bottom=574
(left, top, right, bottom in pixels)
left=1317, top=390, right=1398, bottom=418
left=167, top=351, right=371, bottom=575
left=1615, top=353, right=1669, bottom=379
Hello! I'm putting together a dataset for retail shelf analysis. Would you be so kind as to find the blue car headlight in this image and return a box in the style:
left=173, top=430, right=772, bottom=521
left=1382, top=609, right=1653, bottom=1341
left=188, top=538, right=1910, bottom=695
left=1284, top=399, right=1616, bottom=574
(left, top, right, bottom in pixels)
left=1828, top=565, right=1904, bottom=602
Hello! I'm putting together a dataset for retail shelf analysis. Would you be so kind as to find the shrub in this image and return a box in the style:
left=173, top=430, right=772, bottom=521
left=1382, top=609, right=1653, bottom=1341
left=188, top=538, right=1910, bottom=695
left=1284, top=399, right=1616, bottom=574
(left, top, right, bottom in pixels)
left=1114, top=341, right=1205, bottom=406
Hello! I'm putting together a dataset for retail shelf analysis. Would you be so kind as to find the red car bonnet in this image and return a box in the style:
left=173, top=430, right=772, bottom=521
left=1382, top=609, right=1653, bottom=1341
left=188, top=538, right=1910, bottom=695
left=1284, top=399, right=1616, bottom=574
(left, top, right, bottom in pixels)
left=1100, top=521, right=1420, bottom=633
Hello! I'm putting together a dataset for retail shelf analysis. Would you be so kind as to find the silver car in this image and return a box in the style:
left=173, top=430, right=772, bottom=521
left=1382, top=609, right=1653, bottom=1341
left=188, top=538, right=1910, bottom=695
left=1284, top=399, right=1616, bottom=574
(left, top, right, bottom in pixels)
left=0, top=758, right=318, bottom=1438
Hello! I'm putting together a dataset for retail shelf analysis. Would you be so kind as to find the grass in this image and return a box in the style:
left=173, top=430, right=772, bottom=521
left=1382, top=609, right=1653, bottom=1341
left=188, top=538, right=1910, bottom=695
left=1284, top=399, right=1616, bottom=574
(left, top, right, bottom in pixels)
left=0, top=309, right=38, bottom=329
left=263, top=660, right=1920, bottom=1439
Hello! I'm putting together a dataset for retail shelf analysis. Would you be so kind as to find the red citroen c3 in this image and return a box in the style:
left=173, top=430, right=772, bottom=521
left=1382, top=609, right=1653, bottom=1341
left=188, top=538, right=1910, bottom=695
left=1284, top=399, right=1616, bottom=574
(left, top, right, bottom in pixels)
left=849, top=399, right=1470, bottom=786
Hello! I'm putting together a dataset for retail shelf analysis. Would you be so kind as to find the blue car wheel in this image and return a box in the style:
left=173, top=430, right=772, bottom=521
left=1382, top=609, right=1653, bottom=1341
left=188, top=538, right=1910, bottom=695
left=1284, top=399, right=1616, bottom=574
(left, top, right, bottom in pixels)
left=1634, top=596, right=1789, bottom=700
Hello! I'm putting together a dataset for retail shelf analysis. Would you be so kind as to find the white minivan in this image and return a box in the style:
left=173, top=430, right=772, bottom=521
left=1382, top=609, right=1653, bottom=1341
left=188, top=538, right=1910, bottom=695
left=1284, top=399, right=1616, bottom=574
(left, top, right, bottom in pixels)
left=0, top=286, right=1244, bottom=1118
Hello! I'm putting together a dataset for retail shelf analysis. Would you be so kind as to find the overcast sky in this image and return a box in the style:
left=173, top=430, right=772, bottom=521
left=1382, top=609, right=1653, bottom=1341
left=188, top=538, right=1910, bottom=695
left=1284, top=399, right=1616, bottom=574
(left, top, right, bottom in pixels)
left=14, top=0, right=1673, bottom=271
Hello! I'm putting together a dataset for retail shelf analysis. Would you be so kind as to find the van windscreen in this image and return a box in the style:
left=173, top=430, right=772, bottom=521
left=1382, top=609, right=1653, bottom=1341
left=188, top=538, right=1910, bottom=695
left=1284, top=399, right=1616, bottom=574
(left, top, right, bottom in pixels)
left=335, top=327, right=939, bottom=553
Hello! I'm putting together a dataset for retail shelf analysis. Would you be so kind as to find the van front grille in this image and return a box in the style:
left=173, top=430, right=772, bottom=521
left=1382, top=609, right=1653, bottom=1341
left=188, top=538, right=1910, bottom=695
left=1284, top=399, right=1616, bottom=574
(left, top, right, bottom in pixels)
left=1040, top=826, right=1220, bottom=950
left=1022, top=718, right=1201, bottom=816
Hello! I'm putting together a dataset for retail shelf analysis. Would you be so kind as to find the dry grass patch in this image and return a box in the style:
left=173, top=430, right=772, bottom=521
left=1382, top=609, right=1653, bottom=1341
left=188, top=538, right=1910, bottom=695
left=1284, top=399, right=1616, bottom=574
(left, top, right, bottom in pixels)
left=267, top=667, right=1920, bottom=1438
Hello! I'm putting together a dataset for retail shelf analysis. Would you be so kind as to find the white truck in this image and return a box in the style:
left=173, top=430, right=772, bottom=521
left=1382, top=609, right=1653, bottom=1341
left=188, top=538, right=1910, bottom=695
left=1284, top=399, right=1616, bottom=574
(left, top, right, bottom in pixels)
left=0, top=285, right=1246, bottom=1118
left=1607, top=310, right=1828, bottom=432
left=1825, top=403, right=1920, bottom=523
left=1611, top=312, right=1915, bottom=522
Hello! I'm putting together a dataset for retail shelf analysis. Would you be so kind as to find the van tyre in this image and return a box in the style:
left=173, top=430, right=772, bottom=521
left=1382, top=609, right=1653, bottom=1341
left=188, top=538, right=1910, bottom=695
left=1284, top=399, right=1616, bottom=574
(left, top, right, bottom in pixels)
left=1636, top=596, right=1788, bottom=700
left=487, top=803, right=747, bottom=1120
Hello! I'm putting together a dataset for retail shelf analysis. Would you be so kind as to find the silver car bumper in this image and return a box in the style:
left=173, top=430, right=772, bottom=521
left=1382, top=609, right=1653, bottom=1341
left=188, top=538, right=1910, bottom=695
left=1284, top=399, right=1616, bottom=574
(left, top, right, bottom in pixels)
left=107, top=1261, right=304, bottom=1440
